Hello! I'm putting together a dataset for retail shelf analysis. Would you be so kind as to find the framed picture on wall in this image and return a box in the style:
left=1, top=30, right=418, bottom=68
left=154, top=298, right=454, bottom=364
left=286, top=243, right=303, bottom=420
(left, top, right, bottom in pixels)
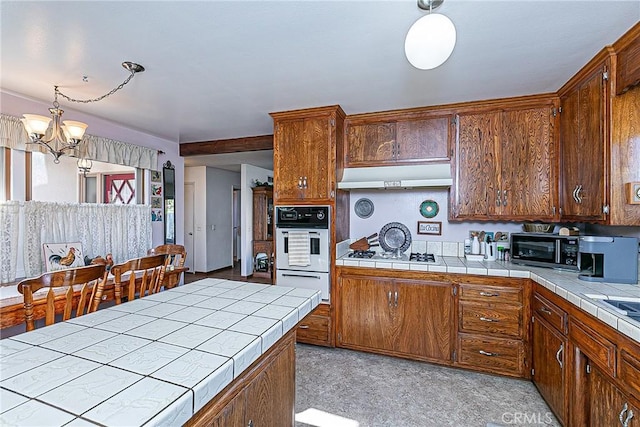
left=151, top=170, right=162, bottom=183
left=417, top=221, right=442, bottom=235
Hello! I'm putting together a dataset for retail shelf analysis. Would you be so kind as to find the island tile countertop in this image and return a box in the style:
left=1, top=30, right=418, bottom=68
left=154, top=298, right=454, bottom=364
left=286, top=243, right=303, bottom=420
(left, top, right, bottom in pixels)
left=0, top=278, right=320, bottom=426
left=337, top=250, right=640, bottom=344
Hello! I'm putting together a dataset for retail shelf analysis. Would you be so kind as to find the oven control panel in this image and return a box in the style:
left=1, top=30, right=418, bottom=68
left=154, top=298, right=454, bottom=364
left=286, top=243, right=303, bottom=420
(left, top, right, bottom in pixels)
left=276, top=206, right=330, bottom=229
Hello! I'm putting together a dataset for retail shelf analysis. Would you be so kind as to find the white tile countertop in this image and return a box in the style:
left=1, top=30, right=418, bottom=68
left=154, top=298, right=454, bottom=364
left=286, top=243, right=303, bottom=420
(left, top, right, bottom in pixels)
left=0, top=278, right=320, bottom=426
left=336, top=251, right=640, bottom=344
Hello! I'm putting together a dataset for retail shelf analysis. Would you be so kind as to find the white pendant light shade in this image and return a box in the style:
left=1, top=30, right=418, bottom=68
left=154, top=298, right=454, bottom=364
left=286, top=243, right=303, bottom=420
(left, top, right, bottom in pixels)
left=405, top=13, right=457, bottom=70
left=21, top=114, right=52, bottom=136
left=61, top=120, right=88, bottom=141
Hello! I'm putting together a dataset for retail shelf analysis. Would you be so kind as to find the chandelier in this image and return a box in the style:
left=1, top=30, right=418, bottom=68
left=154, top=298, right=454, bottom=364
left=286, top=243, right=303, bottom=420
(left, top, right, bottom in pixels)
left=21, top=61, right=145, bottom=163
left=405, top=0, right=457, bottom=70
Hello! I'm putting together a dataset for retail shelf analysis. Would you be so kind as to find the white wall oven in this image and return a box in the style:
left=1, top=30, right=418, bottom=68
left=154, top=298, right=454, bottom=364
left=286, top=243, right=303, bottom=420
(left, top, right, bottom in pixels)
left=275, top=206, right=330, bottom=301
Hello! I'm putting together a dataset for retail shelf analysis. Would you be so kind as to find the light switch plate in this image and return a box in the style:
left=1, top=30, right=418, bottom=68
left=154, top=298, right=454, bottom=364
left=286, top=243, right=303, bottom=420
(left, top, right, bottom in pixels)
left=626, top=182, right=640, bottom=204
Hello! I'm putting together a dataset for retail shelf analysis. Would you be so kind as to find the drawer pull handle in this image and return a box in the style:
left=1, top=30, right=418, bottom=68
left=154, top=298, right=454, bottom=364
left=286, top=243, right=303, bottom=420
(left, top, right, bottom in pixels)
left=388, top=291, right=392, bottom=307
left=479, top=291, right=499, bottom=297
left=480, top=317, right=498, bottom=322
left=479, top=350, right=498, bottom=356
left=620, top=403, right=628, bottom=426
left=624, top=408, right=634, bottom=427
left=539, top=307, right=552, bottom=315
left=556, top=343, right=564, bottom=368
left=298, top=325, right=310, bottom=329
left=394, top=291, right=398, bottom=307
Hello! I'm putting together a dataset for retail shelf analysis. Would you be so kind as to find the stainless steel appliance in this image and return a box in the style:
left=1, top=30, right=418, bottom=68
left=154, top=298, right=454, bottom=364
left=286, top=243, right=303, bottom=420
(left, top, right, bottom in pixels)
left=578, top=236, right=639, bottom=284
left=275, top=206, right=330, bottom=301
left=510, top=233, right=579, bottom=270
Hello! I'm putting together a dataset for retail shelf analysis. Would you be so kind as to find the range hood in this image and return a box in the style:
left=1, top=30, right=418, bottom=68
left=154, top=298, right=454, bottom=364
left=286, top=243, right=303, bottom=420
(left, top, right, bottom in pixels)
left=338, top=164, right=452, bottom=190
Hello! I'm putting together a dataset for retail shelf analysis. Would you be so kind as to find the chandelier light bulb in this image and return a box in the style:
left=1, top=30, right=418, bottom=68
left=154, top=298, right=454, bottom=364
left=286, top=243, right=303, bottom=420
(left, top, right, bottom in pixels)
left=405, top=13, right=457, bottom=70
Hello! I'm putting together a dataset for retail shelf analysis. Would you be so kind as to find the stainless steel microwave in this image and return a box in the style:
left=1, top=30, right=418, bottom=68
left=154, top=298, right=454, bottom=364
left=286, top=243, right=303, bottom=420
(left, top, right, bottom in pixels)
left=510, top=233, right=579, bottom=270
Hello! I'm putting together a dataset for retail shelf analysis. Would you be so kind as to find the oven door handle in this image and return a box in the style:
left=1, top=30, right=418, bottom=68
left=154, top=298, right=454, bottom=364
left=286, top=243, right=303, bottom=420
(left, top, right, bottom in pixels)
left=281, top=273, right=322, bottom=280
left=279, top=231, right=322, bottom=235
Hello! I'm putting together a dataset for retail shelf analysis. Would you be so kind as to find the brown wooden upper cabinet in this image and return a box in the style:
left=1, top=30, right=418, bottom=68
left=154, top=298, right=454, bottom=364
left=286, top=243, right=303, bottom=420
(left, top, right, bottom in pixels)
left=451, top=95, right=558, bottom=221
left=344, top=112, right=452, bottom=168
left=558, top=53, right=610, bottom=222
left=271, top=105, right=345, bottom=204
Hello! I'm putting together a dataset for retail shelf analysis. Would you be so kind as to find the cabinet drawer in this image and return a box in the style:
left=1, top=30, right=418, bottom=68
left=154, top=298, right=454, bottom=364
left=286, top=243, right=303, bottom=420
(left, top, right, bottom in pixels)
left=459, top=302, right=522, bottom=338
left=619, top=349, right=640, bottom=399
left=459, top=283, right=522, bottom=305
left=457, top=333, right=525, bottom=376
left=296, top=304, right=331, bottom=347
left=532, top=294, right=567, bottom=334
left=569, top=318, right=616, bottom=376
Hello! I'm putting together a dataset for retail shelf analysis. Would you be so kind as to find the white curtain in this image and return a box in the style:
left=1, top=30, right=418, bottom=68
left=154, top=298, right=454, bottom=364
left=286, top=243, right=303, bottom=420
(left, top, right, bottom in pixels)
left=0, top=113, right=158, bottom=171
left=0, top=201, right=21, bottom=283
left=0, top=201, right=152, bottom=282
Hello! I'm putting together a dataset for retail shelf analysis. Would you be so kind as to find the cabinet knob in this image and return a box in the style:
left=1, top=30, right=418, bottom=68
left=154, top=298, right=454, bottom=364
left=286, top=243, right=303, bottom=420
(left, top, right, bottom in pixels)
left=248, top=420, right=254, bottom=427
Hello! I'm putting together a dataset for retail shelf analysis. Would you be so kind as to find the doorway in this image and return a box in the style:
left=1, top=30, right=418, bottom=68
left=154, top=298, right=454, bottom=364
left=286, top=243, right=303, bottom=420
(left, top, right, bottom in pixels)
left=232, top=188, right=241, bottom=264
left=184, top=182, right=195, bottom=274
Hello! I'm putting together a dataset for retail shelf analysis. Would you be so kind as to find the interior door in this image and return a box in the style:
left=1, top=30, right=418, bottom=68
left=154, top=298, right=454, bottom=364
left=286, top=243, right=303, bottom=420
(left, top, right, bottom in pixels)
left=184, top=182, right=195, bottom=274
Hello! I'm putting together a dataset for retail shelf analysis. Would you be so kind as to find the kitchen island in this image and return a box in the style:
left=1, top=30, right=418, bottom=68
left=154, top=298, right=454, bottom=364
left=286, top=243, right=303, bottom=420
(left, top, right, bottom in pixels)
left=0, top=278, right=320, bottom=426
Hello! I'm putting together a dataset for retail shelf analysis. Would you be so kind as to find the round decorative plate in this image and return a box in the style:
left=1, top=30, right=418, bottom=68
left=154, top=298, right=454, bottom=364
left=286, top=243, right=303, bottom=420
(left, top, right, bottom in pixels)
left=354, top=198, right=374, bottom=219
left=419, top=200, right=439, bottom=218
left=379, top=222, right=412, bottom=253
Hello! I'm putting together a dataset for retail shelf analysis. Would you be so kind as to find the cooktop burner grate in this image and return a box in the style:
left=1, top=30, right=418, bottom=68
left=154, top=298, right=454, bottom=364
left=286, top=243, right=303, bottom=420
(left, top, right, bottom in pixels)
left=348, top=250, right=376, bottom=259
left=409, top=253, right=437, bottom=263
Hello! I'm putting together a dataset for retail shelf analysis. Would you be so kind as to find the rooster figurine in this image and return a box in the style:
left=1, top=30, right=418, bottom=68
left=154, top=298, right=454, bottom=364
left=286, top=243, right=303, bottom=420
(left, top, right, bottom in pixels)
left=49, top=247, right=76, bottom=267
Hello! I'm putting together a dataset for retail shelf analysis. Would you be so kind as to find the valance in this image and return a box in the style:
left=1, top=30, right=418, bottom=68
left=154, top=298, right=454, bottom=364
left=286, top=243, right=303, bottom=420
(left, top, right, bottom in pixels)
left=0, top=113, right=158, bottom=171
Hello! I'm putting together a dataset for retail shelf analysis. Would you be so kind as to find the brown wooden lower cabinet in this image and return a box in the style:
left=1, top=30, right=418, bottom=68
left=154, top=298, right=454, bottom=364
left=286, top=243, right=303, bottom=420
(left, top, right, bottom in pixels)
left=336, top=271, right=453, bottom=363
left=296, top=303, right=332, bottom=347
left=588, top=363, right=639, bottom=426
left=532, top=312, right=567, bottom=425
left=186, top=330, right=295, bottom=427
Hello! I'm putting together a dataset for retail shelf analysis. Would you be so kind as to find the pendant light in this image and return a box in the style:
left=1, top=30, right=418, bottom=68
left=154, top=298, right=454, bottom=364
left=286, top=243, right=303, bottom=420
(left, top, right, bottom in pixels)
left=405, top=0, right=457, bottom=70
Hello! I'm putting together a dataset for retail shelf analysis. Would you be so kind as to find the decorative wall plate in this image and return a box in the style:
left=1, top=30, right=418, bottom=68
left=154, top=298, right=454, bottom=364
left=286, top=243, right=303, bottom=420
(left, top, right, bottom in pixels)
left=354, top=198, right=374, bottom=219
left=379, top=222, right=412, bottom=253
left=419, top=200, right=439, bottom=218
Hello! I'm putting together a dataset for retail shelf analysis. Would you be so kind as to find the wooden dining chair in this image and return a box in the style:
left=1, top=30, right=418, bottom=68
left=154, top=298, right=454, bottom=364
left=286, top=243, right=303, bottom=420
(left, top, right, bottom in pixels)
left=147, top=244, right=187, bottom=289
left=17, top=264, right=108, bottom=331
left=110, top=254, right=169, bottom=304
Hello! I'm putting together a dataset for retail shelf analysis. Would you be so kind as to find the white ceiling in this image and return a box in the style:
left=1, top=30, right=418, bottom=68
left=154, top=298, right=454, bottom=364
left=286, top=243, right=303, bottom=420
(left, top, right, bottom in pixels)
left=2, top=1, right=638, bottom=171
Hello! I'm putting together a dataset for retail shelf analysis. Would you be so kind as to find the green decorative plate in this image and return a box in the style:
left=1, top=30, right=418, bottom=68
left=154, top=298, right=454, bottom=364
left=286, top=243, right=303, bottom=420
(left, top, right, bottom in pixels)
left=420, top=200, right=439, bottom=218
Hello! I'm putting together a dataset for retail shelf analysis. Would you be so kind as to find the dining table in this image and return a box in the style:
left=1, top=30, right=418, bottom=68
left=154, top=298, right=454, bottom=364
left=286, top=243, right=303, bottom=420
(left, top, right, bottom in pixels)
left=0, top=278, right=320, bottom=426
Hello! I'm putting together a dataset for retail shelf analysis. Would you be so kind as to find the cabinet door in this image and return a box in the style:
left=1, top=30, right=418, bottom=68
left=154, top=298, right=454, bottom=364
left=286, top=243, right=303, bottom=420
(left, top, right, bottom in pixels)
left=346, top=122, right=396, bottom=166
left=532, top=316, right=567, bottom=425
left=245, top=338, right=295, bottom=427
left=589, top=365, right=637, bottom=427
left=207, top=390, right=246, bottom=427
left=500, top=107, right=555, bottom=219
left=394, top=279, right=452, bottom=361
left=560, top=63, right=608, bottom=221
left=395, top=116, right=451, bottom=163
left=452, top=111, right=500, bottom=219
left=337, top=276, right=395, bottom=351
left=300, top=116, right=333, bottom=201
left=273, top=118, right=307, bottom=201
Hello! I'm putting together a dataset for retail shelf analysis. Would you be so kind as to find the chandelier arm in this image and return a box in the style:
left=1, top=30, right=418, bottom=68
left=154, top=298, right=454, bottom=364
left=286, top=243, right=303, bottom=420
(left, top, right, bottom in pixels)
left=56, top=71, right=137, bottom=104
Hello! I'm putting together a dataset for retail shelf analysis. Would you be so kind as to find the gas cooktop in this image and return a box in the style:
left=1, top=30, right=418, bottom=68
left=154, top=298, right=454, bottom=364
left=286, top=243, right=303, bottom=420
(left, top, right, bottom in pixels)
left=347, top=251, right=438, bottom=263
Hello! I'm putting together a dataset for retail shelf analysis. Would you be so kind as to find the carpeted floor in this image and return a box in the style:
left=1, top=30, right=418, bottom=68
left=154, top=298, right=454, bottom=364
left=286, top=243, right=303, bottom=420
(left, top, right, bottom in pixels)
left=294, top=344, right=560, bottom=427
